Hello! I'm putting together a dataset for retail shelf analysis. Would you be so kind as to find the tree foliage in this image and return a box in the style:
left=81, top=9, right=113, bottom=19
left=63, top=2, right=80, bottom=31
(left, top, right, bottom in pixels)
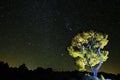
left=67, top=31, right=109, bottom=71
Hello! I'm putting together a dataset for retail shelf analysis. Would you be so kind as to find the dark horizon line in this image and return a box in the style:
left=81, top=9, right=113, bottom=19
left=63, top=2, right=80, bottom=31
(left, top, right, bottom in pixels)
left=0, top=61, right=119, bottom=75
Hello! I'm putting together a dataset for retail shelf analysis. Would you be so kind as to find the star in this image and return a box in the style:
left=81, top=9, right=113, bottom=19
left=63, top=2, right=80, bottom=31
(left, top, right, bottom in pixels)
left=28, top=42, right=32, bottom=46
left=61, top=53, right=64, bottom=56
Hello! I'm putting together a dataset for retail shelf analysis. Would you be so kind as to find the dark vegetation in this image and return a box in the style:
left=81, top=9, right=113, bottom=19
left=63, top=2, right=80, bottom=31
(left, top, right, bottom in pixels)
left=0, top=61, right=119, bottom=80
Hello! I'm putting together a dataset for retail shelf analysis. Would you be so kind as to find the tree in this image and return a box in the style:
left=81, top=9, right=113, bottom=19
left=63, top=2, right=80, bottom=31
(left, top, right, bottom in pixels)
left=67, top=30, right=109, bottom=77
left=18, top=64, right=28, bottom=73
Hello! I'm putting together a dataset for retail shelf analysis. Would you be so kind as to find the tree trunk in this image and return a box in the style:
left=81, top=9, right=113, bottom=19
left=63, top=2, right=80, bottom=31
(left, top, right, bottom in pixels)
left=91, top=46, right=102, bottom=77
left=91, top=67, right=98, bottom=77
left=91, top=59, right=102, bottom=77
left=93, top=69, right=98, bottom=77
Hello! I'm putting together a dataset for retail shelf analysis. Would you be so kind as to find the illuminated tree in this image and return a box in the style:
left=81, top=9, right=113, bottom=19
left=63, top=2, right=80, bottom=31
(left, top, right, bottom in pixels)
left=67, top=30, right=109, bottom=77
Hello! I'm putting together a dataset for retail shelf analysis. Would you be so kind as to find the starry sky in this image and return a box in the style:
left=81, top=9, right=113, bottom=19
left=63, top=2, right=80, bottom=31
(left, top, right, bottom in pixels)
left=0, top=0, right=120, bottom=74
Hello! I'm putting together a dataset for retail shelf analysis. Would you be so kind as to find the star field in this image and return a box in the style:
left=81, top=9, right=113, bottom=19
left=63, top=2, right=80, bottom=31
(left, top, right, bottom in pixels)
left=0, top=0, right=120, bottom=74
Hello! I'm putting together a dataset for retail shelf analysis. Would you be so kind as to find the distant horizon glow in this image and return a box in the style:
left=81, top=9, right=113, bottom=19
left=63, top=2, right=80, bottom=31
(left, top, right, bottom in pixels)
left=1, top=59, right=119, bottom=74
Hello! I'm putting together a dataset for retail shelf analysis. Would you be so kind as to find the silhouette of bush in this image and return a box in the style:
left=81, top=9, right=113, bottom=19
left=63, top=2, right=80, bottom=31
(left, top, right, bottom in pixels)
left=0, top=61, right=119, bottom=80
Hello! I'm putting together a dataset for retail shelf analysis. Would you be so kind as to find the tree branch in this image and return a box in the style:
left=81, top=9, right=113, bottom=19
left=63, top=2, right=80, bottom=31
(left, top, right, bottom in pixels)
left=96, top=45, right=103, bottom=70
left=96, top=59, right=102, bottom=70
left=98, top=45, right=101, bottom=54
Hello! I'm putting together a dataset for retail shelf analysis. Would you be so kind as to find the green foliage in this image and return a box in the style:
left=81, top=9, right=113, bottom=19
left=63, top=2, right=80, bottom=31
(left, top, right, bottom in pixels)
left=67, top=30, right=109, bottom=71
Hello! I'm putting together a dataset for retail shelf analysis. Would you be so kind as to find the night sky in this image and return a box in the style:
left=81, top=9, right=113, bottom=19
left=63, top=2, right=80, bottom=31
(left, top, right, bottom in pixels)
left=0, top=0, right=120, bottom=74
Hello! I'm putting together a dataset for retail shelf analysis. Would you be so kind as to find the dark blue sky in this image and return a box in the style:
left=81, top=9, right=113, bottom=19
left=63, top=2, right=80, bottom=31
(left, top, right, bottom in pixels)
left=0, top=0, right=120, bottom=74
